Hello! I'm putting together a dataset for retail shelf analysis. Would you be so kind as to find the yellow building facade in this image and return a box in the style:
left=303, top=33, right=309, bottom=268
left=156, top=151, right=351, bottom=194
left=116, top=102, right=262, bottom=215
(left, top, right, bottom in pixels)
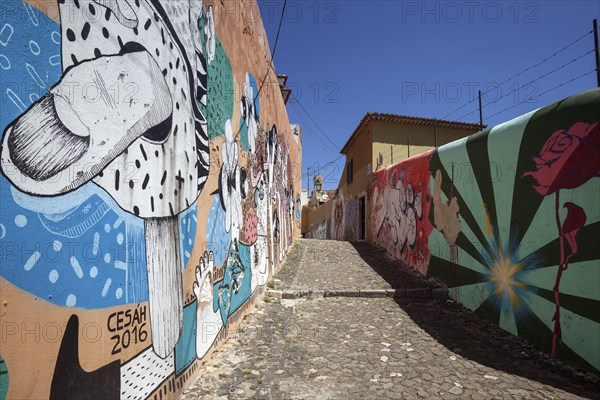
left=303, top=113, right=481, bottom=241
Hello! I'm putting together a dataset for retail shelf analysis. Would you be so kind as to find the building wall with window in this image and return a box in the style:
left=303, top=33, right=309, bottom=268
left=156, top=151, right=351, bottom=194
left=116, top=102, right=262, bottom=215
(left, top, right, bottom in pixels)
left=302, top=128, right=372, bottom=241
left=302, top=113, right=480, bottom=242
left=372, top=121, right=479, bottom=171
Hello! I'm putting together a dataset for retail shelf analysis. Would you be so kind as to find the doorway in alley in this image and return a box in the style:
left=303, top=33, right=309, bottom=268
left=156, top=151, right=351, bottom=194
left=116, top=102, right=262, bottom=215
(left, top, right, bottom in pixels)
left=358, top=195, right=366, bottom=240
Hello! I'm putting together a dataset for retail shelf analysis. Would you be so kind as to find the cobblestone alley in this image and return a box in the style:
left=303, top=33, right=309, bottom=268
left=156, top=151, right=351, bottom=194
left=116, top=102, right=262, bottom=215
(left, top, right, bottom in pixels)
left=182, top=240, right=600, bottom=400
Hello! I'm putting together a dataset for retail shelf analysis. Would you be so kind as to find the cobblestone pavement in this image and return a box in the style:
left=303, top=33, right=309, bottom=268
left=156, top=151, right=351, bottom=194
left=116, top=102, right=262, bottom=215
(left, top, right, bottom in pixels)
left=272, top=239, right=440, bottom=291
left=182, top=240, right=600, bottom=400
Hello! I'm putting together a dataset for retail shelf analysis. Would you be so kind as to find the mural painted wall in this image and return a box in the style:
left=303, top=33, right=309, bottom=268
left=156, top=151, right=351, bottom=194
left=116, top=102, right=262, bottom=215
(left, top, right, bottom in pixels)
left=0, top=0, right=301, bottom=398
left=372, top=88, right=600, bottom=374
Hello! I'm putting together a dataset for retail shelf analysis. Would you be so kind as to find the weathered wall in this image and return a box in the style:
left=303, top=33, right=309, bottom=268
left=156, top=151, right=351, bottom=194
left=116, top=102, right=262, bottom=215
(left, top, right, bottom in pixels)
left=372, top=89, right=600, bottom=374
left=303, top=127, right=372, bottom=241
left=0, top=0, right=301, bottom=398
left=303, top=199, right=333, bottom=240
left=372, top=120, right=477, bottom=170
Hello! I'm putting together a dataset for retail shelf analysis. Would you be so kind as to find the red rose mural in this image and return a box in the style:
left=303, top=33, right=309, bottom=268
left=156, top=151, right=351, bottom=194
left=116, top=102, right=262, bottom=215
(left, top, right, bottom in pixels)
left=523, top=121, right=598, bottom=357
left=523, top=122, right=600, bottom=195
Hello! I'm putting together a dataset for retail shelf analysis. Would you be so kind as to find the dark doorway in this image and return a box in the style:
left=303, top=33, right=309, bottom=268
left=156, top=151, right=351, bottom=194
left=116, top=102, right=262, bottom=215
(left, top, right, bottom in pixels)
left=358, top=195, right=366, bottom=240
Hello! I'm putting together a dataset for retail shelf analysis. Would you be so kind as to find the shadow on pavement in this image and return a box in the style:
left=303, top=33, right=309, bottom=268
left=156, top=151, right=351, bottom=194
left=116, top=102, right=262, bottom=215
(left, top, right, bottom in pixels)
left=350, top=241, right=600, bottom=400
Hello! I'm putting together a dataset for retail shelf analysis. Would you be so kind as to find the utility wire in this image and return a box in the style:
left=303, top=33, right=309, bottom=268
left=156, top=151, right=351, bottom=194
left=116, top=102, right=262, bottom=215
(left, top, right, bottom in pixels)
left=454, top=48, right=595, bottom=121
left=290, top=101, right=338, bottom=153
left=253, top=0, right=287, bottom=104
left=486, top=68, right=596, bottom=120
left=291, top=95, right=341, bottom=151
left=291, top=102, right=339, bottom=155
left=440, top=28, right=594, bottom=120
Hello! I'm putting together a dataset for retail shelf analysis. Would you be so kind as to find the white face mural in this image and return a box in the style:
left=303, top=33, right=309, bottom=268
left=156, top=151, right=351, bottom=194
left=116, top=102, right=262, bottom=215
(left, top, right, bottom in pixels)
left=251, top=174, right=269, bottom=291
left=0, top=0, right=212, bottom=359
left=219, top=119, right=244, bottom=241
left=265, top=125, right=279, bottom=272
left=240, top=72, right=258, bottom=153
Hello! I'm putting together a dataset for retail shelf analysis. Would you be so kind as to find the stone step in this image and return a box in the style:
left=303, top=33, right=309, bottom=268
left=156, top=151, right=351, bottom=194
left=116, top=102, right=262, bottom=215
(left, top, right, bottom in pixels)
left=265, top=287, right=448, bottom=300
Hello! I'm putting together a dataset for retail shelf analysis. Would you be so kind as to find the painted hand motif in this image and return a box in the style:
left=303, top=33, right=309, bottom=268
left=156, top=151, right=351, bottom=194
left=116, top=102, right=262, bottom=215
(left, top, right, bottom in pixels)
left=2, top=51, right=171, bottom=196
left=193, top=251, right=223, bottom=359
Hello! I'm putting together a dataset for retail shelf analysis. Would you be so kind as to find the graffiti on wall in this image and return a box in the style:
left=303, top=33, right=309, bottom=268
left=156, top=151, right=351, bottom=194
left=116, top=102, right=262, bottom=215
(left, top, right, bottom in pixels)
left=371, top=152, right=433, bottom=274
left=308, top=219, right=329, bottom=240
left=0, top=1, right=300, bottom=399
left=330, top=190, right=345, bottom=240
left=374, top=89, right=600, bottom=374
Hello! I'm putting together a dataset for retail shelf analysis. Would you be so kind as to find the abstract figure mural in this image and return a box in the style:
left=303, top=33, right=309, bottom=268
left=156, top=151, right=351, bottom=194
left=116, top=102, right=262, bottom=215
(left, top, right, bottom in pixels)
left=2, top=0, right=213, bottom=359
left=218, top=119, right=247, bottom=241
left=240, top=72, right=260, bottom=152
left=0, top=1, right=301, bottom=398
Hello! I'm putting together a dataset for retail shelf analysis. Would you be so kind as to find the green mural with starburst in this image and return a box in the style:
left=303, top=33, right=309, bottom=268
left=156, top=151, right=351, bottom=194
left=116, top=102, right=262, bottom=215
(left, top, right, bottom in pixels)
left=425, top=88, right=600, bottom=374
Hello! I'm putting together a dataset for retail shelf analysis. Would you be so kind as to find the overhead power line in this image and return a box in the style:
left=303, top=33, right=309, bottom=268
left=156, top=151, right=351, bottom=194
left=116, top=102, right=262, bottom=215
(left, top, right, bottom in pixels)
left=290, top=102, right=339, bottom=156
left=291, top=95, right=341, bottom=151
left=233, top=0, right=287, bottom=142
left=486, top=68, right=596, bottom=120
left=441, top=28, right=595, bottom=120
left=253, top=0, right=288, bottom=104
left=454, top=48, right=596, bottom=121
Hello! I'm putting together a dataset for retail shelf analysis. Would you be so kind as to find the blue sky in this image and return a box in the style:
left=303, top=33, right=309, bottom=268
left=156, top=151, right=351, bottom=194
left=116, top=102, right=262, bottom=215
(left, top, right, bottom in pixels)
left=260, top=0, right=600, bottom=189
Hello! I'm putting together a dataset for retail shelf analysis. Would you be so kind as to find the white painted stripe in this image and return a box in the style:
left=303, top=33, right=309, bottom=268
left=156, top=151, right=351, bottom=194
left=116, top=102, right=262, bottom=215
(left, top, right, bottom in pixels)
left=7, top=88, right=26, bottom=111
left=24, top=251, right=40, bottom=271
left=114, top=260, right=127, bottom=271
left=102, top=278, right=112, bottom=297
left=70, top=256, right=83, bottom=278
left=113, top=218, right=124, bottom=229
left=93, top=232, right=100, bottom=256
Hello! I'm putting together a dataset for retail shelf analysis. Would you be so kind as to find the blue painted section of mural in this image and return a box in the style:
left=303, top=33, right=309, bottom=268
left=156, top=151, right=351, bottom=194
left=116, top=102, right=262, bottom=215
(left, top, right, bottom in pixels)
left=213, top=241, right=252, bottom=325
left=0, top=181, right=149, bottom=308
left=179, top=202, right=199, bottom=270
left=205, top=195, right=231, bottom=266
left=0, top=0, right=61, bottom=131
left=0, top=0, right=149, bottom=309
left=175, top=302, right=198, bottom=374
